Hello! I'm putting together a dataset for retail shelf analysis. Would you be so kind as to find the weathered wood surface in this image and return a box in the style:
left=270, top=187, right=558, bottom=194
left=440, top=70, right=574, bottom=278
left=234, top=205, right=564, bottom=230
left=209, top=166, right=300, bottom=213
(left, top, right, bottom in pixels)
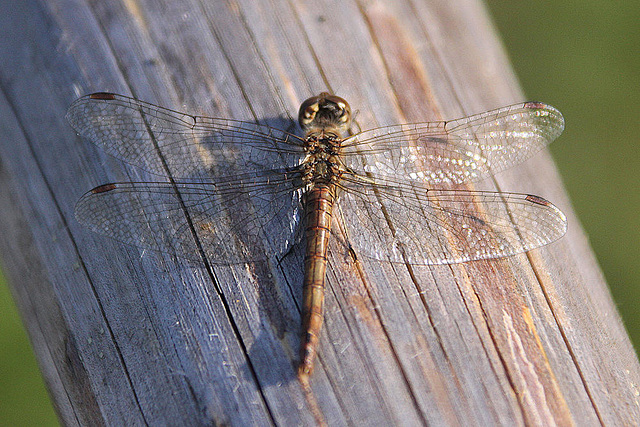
left=0, top=0, right=638, bottom=425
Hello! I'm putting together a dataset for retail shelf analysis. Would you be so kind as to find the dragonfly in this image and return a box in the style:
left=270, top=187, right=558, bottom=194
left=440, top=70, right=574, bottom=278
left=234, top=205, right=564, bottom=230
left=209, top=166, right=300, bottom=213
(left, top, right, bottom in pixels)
left=68, top=92, right=567, bottom=381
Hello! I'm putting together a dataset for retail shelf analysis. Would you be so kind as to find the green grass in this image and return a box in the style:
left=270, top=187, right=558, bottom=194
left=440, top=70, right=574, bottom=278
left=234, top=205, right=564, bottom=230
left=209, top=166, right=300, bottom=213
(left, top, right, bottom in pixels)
left=0, top=273, right=58, bottom=426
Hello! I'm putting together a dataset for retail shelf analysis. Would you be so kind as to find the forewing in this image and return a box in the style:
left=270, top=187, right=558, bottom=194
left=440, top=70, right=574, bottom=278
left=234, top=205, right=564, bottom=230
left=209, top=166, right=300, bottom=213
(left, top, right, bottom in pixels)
left=74, top=170, right=304, bottom=263
left=341, top=102, right=564, bottom=185
left=338, top=175, right=567, bottom=265
left=67, top=93, right=306, bottom=179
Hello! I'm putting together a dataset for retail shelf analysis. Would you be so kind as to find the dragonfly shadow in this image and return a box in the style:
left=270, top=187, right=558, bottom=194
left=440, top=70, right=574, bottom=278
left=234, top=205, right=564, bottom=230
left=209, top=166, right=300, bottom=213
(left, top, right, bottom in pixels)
left=169, top=115, right=308, bottom=382
left=168, top=115, right=305, bottom=266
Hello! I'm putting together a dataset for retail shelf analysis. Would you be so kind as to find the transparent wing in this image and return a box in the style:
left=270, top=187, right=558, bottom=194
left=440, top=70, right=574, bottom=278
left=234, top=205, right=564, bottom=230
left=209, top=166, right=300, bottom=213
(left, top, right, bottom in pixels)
left=341, top=102, right=564, bottom=185
left=74, top=169, right=304, bottom=263
left=67, top=93, right=306, bottom=179
left=338, top=174, right=567, bottom=265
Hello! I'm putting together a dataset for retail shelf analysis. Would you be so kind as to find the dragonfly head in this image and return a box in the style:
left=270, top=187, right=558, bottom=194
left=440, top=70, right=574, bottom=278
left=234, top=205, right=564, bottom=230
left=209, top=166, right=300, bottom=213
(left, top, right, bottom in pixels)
left=298, top=92, right=352, bottom=135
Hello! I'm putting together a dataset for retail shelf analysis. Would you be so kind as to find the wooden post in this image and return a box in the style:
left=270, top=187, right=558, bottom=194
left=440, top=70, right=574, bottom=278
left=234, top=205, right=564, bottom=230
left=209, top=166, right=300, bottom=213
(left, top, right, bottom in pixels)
left=0, top=0, right=638, bottom=425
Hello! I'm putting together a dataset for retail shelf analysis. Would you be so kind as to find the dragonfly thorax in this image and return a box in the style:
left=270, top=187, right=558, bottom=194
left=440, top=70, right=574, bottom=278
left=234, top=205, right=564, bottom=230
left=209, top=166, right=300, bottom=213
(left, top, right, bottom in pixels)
left=304, top=131, right=342, bottom=156
left=301, top=129, right=346, bottom=186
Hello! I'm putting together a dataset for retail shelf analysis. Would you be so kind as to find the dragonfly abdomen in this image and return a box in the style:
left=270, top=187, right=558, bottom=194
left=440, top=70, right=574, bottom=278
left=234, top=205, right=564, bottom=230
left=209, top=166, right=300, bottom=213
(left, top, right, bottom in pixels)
left=298, top=184, right=337, bottom=380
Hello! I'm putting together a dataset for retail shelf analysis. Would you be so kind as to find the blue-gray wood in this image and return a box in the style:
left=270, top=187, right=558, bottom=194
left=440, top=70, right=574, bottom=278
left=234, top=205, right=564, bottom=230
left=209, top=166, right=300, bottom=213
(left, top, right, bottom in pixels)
left=0, top=0, right=638, bottom=425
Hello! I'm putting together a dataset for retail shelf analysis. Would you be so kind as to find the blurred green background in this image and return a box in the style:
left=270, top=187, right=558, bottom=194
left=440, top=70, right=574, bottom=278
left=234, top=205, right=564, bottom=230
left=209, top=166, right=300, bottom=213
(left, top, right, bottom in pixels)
left=0, top=277, right=57, bottom=425
left=486, top=0, right=640, bottom=348
left=0, top=1, right=637, bottom=424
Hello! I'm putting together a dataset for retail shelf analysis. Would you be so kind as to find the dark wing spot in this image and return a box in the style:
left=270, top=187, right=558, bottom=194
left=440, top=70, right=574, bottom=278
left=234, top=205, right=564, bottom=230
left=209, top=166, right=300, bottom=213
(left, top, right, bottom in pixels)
left=525, top=194, right=550, bottom=206
left=89, top=92, right=116, bottom=100
left=523, top=101, right=547, bottom=110
left=91, top=183, right=117, bottom=194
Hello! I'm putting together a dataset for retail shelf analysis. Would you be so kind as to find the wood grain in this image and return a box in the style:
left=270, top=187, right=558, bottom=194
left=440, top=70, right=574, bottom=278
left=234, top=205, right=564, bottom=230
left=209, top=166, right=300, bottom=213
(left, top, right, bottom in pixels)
left=0, top=0, right=638, bottom=425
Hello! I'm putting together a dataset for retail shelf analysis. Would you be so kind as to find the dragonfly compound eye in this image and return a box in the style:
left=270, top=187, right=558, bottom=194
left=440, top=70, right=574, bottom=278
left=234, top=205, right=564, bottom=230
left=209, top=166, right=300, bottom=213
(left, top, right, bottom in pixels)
left=298, top=93, right=352, bottom=134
